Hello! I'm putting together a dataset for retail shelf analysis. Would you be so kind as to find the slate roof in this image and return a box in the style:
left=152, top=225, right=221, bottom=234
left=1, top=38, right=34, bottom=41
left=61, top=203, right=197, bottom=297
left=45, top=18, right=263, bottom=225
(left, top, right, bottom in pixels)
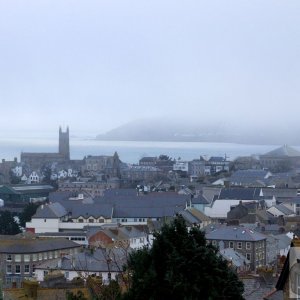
left=191, top=194, right=210, bottom=204
left=206, top=226, right=267, bottom=241
left=46, top=191, right=189, bottom=219
left=34, top=203, right=67, bottom=219
left=229, top=169, right=271, bottom=186
left=36, top=248, right=128, bottom=273
left=218, top=188, right=261, bottom=200
left=261, top=188, right=298, bottom=199
left=262, top=145, right=300, bottom=157
left=88, top=226, right=146, bottom=241
left=219, top=248, right=250, bottom=267
left=273, top=204, right=294, bottom=216
left=178, top=210, right=201, bottom=225
left=0, top=237, right=79, bottom=254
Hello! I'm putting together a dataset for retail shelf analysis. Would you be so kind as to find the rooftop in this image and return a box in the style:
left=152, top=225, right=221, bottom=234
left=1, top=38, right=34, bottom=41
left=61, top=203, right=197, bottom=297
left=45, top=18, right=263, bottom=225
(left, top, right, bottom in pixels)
left=206, top=226, right=267, bottom=242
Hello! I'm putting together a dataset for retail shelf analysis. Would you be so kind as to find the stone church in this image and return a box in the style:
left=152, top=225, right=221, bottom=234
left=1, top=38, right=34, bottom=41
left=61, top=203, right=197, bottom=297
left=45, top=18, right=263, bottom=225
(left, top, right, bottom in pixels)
left=21, top=127, right=71, bottom=170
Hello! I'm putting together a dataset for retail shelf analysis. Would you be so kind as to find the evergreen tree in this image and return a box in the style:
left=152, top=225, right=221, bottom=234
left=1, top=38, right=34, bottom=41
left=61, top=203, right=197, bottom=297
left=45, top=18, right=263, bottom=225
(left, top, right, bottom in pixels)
left=0, top=211, right=21, bottom=235
left=123, top=216, right=244, bottom=300
left=19, top=203, right=39, bottom=227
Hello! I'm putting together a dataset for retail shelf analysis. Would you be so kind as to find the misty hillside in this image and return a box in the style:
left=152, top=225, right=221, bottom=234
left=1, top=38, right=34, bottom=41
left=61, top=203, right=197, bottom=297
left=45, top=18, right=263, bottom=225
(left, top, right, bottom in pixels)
left=96, top=118, right=300, bottom=145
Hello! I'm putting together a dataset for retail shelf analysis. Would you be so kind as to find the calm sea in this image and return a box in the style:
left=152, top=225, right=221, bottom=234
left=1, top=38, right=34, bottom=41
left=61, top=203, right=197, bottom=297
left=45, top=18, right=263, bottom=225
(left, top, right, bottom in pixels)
left=0, top=137, right=293, bottom=164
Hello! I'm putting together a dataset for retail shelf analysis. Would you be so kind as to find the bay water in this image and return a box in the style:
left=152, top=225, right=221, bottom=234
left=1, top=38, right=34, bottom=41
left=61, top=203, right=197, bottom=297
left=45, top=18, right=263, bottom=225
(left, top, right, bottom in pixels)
left=0, top=137, right=292, bottom=164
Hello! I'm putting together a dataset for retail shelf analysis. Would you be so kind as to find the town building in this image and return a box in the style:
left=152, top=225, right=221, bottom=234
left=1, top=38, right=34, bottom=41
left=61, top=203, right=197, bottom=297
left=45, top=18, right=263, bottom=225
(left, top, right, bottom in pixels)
left=21, top=127, right=71, bottom=170
left=26, top=190, right=192, bottom=232
left=0, top=234, right=80, bottom=288
left=35, top=248, right=127, bottom=284
left=81, top=152, right=121, bottom=178
left=0, top=184, right=54, bottom=205
left=205, top=226, right=267, bottom=271
left=260, top=145, right=300, bottom=171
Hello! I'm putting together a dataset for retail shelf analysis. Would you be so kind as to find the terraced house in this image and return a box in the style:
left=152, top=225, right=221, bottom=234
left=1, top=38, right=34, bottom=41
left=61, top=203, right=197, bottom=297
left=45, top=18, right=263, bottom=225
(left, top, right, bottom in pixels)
left=0, top=234, right=80, bottom=288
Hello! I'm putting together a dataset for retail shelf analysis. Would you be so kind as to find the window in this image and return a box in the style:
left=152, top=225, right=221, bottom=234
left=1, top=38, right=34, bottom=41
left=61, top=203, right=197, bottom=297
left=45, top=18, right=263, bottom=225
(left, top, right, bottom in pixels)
left=15, top=254, right=21, bottom=262
left=6, top=265, right=12, bottom=274
left=65, top=271, right=69, bottom=279
left=99, top=219, right=104, bottom=223
left=24, top=265, right=30, bottom=274
left=44, top=252, right=48, bottom=260
left=246, top=242, right=251, bottom=250
left=229, top=241, right=234, bottom=249
left=78, top=218, right=84, bottom=223
left=15, top=265, right=21, bottom=274
left=89, top=218, right=94, bottom=223
left=32, top=254, right=37, bottom=261
left=39, top=253, right=43, bottom=260
left=6, top=254, right=12, bottom=261
left=246, top=253, right=251, bottom=261
left=24, top=254, right=30, bottom=262
left=237, top=242, right=242, bottom=249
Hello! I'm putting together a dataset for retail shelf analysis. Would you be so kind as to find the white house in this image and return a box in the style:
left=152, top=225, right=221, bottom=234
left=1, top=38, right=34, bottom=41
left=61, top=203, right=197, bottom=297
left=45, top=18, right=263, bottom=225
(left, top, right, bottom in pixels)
left=29, top=171, right=40, bottom=183
left=12, top=165, right=22, bottom=177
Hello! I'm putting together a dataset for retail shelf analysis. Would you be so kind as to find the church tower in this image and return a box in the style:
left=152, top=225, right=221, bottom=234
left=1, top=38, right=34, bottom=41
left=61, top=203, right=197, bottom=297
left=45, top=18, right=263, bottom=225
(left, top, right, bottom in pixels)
left=59, top=126, right=70, bottom=160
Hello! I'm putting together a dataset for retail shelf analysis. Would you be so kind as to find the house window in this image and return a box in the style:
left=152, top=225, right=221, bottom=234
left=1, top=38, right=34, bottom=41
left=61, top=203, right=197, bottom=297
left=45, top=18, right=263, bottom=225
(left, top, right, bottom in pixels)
left=24, top=265, right=30, bottom=274
left=99, top=219, right=104, bottom=223
left=6, top=254, right=12, bottom=261
left=237, top=242, right=242, bottom=249
left=39, top=253, right=43, bottom=260
left=32, top=254, right=37, bottom=261
left=15, top=254, right=21, bottom=262
left=43, top=252, right=47, bottom=260
left=229, top=241, right=234, bottom=249
left=89, top=218, right=94, bottom=223
left=246, top=253, right=251, bottom=261
left=78, top=218, right=84, bottom=223
left=65, top=271, right=69, bottom=279
left=15, top=265, right=21, bottom=274
left=246, top=242, right=251, bottom=250
left=6, top=265, right=12, bottom=274
left=24, top=254, right=30, bottom=262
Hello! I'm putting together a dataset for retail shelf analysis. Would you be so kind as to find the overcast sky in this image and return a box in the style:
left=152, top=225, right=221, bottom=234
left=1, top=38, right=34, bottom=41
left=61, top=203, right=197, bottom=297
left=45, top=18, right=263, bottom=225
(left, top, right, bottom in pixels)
left=0, top=1, right=300, bottom=137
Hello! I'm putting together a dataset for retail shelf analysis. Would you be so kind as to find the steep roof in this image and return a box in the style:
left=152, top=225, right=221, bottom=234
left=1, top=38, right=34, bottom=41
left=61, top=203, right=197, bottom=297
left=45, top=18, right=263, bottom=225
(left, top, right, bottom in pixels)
left=218, top=188, right=261, bottom=200
left=34, top=202, right=67, bottom=219
left=219, top=248, right=250, bottom=267
left=262, top=145, right=300, bottom=157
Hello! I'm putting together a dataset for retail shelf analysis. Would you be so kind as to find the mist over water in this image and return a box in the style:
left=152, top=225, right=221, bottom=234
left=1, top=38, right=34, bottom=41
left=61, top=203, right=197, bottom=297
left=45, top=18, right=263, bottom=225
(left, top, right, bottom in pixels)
left=0, top=137, right=284, bottom=164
